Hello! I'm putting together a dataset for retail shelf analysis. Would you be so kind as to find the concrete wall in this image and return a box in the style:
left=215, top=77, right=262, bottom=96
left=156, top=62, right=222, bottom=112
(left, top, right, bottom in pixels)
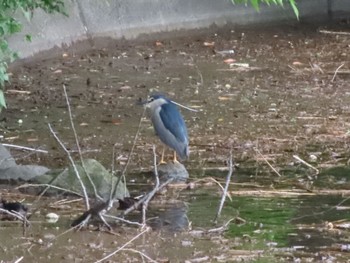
left=7, top=0, right=350, bottom=59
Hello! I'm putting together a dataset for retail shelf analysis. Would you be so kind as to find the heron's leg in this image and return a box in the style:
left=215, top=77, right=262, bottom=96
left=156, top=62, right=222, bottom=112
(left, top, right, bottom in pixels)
left=159, top=147, right=167, bottom=164
left=173, top=151, right=180, bottom=163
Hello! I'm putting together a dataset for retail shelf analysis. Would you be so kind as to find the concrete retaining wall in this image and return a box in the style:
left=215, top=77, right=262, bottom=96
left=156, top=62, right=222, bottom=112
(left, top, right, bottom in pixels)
left=7, top=0, right=350, bottom=59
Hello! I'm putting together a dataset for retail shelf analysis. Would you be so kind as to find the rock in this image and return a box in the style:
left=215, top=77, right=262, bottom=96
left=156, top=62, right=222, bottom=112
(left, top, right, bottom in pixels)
left=46, top=212, right=59, bottom=223
left=0, top=144, right=50, bottom=181
left=0, top=144, right=17, bottom=169
left=157, top=162, right=189, bottom=183
left=33, top=159, right=129, bottom=201
left=0, top=165, right=50, bottom=181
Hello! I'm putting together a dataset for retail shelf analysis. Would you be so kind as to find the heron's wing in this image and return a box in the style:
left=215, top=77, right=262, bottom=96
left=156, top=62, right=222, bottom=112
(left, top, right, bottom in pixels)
left=159, top=103, right=188, bottom=144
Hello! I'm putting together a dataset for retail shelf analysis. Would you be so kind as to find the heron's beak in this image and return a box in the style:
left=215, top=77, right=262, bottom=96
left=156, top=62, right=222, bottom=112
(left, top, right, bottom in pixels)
left=136, top=97, right=147, bottom=106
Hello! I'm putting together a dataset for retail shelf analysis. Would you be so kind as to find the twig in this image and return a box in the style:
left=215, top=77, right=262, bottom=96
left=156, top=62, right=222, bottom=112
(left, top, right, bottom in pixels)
left=54, top=222, right=86, bottom=239
left=188, top=56, right=203, bottom=95
left=290, top=195, right=350, bottom=222
left=191, top=177, right=232, bottom=201
left=48, top=123, right=90, bottom=210
left=2, top=143, right=48, bottom=153
left=109, top=107, right=146, bottom=209
left=214, top=152, right=234, bottom=223
left=102, top=214, right=143, bottom=227
left=63, top=85, right=102, bottom=201
left=319, top=29, right=350, bottom=36
left=94, top=228, right=149, bottom=263
left=331, top=64, right=344, bottom=82
left=255, top=148, right=281, bottom=177
left=122, top=248, right=158, bottom=263
left=309, top=62, right=324, bottom=74
left=293, top=155, right=319, bottom=174
left=123, top=178, right=174, bottom=216
left=16, top=183, right=83, bottom=197
left=141, top=145, right=160, bottom=226
left=209, top=218, right=235, bottom=233
left=0, top=208, right=30, bottom=226
left=6, top=89, right=31, bottom=94
left=13, top=257, right=24, bottom=263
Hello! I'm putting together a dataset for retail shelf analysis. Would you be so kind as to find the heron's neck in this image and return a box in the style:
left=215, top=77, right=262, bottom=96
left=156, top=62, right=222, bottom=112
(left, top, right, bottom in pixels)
left=147, top=98, right=168, bottom=112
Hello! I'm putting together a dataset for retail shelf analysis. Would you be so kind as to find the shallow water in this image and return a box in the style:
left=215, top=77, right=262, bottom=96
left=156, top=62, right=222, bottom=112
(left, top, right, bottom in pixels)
left=1, top=21, right=350, bottom=261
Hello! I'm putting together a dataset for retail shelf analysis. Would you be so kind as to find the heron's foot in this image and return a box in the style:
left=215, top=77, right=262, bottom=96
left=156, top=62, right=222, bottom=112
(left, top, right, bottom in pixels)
left=158, top=160, right=168, bottom=165
left=173, top=151, right=181, bottom=164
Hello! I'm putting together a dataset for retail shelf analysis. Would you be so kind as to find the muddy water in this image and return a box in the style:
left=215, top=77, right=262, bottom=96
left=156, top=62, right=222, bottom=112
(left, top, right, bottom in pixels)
left=1, top=22, right=350, bottom=261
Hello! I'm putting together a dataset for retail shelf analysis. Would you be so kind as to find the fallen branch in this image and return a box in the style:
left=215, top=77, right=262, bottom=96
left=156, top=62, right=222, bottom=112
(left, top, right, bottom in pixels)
left=0, top=208, right=28, bottom=223
left=293, top=155, right=319, bottom=174
left=123, top=178, right=174, bottom=216
left=191, top=177, right=233, bottom=201
left=2, top=143, right=48, bottom=153
left=102, top=214, right=143, bottom=227
left=331, top=63, right=344, bottom=82
left=209, top=218, right=235, bottom=233
left=255, top=148, right=281, bottom=177
left=94, top=228, right=149, bottom=263
left=122, top=248, right=158, bottom=263
left=71, top=202, right=108, bottom=228
left=319, top=29, right=350, bottom=36
left=214, top=151, right=234, bottom=223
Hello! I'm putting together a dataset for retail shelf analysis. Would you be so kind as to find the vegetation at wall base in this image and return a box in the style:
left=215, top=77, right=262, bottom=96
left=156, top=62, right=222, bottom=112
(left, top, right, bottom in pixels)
left=0, top=0, right=66, bottom=111
left=231, top=0, right=299, bottom=19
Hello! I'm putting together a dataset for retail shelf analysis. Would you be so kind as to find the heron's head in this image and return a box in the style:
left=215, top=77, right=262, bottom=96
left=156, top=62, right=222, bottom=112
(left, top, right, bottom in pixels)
left=140, top=94, right=169, bottom=110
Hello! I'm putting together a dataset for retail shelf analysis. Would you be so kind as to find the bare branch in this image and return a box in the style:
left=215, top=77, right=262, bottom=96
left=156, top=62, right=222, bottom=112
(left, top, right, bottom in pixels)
left=48, top=123, right=90, bottom=210
left=214, top=151, right=234, bottom=223
left=0, top=208, right=29, bottom=226
left=16, top=182, right=83, bottom=197
left=63, top=84, right=102, bottom=201
left=109, top=107, right=146, bottom=208
left=141, top=145, right=160, bottom=226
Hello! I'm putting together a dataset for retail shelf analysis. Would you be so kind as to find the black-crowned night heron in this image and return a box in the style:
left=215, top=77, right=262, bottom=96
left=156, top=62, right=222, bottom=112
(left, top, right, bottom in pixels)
left=143, top=94, right=189, bottom=163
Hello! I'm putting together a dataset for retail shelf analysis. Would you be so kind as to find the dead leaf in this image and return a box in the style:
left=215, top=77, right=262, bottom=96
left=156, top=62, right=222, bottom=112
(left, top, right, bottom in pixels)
left=5, top=136, right=19, bottom=140
left=224, top=58, right=235, bottom=64
left=119, top=85, right=131, bottom=91
left=218, top=96, right=231, bottom=101
left=203, top=41, right=215, bottom=47
left=155, top=41, right=163, bottom=46
left=79, top=123, right=89, bottom=126
left=230, top=63, right=250, bottom=68
left=27, top=138, right=39, bottom=142
left=53, top=69, right=62, bottom=74
left=6, top=90, right=31, bottom=94
left=111, top=119, right=122, bottom=125
left=292, top=61, right=304, bottom=66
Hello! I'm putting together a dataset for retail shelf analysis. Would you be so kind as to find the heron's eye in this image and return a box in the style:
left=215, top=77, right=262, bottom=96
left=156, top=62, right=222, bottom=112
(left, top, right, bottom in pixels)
left=147, top=97, right=154, bottom=102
